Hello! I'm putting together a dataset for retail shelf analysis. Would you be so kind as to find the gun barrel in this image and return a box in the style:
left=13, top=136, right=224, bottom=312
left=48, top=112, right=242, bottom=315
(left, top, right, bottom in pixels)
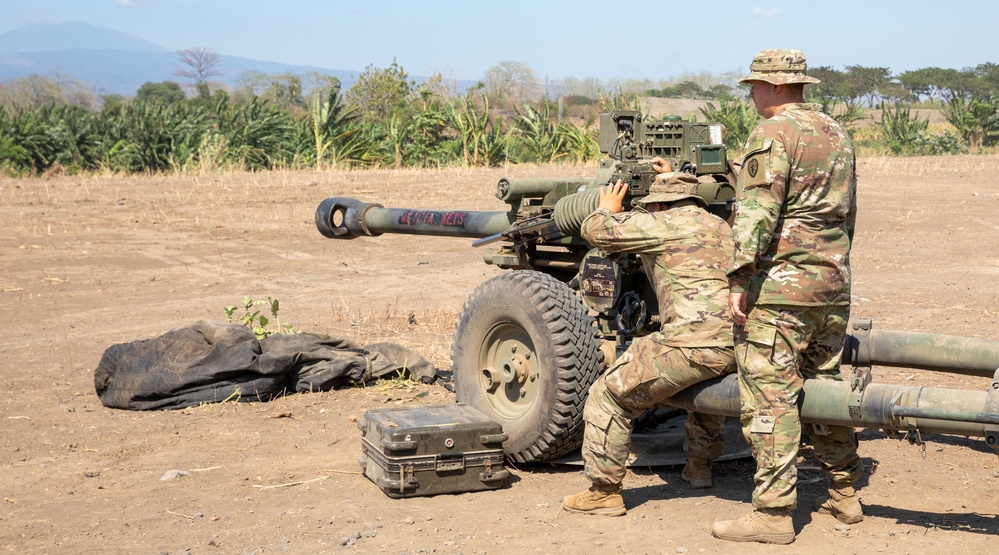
left=666, top=325, right=999, bottom=447
left=316, top=197, right=513, bottom=240
left=845, top=327, right=999, bottom=378
left=667, top=374, right=999, bottom=444
left=497, top=177, right=590, bottom=202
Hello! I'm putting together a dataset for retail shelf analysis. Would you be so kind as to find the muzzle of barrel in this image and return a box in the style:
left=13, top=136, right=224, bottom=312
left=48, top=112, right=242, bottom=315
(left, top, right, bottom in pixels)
left=315, top=197, right=383, bottom=239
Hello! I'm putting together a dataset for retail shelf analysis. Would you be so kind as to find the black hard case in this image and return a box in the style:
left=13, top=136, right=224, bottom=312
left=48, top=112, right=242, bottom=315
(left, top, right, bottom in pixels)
left=357, top=403, right=509, bottom=498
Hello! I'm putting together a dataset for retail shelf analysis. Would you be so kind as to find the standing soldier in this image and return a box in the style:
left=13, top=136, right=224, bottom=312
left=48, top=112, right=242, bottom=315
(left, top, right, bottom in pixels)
left=561, top=174, right=737, bottom=516
left=712, top=49, right=862, bottom=544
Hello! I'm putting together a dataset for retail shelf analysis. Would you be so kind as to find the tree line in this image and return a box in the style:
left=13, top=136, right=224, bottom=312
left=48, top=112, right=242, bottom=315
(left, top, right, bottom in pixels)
left=1, top=55, right=997, bottom=177
left=0, top=67, right=607, bottom=176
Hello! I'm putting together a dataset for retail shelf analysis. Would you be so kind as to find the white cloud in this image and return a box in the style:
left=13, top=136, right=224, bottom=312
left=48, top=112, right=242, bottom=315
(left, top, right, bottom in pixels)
left=115, top=0, right=157, bottom=7
left=752, top=7, right=782, bottom=18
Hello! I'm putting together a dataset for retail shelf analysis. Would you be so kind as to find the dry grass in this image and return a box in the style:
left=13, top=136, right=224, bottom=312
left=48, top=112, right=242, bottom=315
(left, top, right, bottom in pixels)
left=859, top=153, right=999, bottom=177
left=317, top=305, right=460, bottom=370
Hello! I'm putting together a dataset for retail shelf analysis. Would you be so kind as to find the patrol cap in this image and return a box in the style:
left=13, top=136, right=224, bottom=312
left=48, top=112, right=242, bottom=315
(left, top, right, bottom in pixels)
left=636, top=173, right=706, bottom=207
left=739, top=48, right=820, bottom=85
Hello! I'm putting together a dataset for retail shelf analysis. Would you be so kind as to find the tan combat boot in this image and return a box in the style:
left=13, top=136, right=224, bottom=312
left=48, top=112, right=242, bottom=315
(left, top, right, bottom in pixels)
left=680, top=456, right=713, bottom=489
left=711, top=508, right=795, bottom=544
left=561, top=484, right=626, bottom=516
left=815, top=483, right=864, bottom=524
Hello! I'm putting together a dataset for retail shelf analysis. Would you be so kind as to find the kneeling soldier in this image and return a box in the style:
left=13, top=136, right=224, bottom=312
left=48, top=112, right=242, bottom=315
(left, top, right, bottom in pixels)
left=562, top=174, right=737, bottom=516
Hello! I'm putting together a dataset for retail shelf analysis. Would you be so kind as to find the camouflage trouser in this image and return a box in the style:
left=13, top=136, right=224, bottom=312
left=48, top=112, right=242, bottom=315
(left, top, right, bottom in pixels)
left=582, top=334, right=737, bottom=486
left=736, top=304, right=863, bottom=510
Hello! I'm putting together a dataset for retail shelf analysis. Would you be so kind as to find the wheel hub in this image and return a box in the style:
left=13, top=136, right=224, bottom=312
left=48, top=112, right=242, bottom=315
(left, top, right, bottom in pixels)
left=477, top=323, right=540, bottom=419
left=500, top=354, right=529, bottom=384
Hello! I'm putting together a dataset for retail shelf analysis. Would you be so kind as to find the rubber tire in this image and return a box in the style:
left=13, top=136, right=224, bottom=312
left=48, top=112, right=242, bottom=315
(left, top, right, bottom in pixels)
left=452, top=270, right=605, bottom=463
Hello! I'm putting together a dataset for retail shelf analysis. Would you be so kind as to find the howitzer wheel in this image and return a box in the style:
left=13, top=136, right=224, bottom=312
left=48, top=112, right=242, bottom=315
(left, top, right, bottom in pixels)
left=452, top=271, right=605, bottom=463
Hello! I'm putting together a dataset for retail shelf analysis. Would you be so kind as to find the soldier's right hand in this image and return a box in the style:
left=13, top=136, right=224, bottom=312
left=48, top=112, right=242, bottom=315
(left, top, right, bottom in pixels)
left=729, top=292, right=748, bottom=326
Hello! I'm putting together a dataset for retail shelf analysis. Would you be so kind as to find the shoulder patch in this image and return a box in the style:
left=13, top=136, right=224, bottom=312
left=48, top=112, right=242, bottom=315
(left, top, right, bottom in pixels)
left=741, top=138, right=773, bottom=190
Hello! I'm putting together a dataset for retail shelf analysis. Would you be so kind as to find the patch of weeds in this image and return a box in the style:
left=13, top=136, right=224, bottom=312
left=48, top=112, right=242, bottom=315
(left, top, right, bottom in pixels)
left=181, top=390, right=242, bottom=414
left=224, top=296, right=298, bottom=340
left=374, top=367, right=417, bottom=391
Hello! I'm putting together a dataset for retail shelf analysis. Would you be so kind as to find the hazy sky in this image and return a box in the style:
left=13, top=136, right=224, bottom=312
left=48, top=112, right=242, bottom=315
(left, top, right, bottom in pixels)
left=2, top=0, right=997, bottom=82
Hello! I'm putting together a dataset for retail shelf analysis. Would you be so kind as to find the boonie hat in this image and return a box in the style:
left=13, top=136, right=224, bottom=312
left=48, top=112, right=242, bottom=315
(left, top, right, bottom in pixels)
left=637, top=173, right=706, bottom=206
left=739, top=48, right=820, bottom=85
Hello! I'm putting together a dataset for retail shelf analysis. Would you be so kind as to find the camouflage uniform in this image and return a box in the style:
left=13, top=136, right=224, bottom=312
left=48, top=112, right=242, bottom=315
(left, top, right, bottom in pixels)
left=578, top=176, right=737, bottom=488
left=729, top=75, right=862, bottom=509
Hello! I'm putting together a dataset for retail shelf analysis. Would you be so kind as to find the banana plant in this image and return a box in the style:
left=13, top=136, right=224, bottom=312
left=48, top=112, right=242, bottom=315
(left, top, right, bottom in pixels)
left=383, top=114, right=411, bottom=168
left=944, top=95, right=999, bottom=149
left=444, top=93, right=493, bottom=167
left=880, top=103, right=929, bottom=154
left=513, top=101, right=566, bottom=164
left=309, top=87, right=376, bottom=169
left=699, top=98, right=760, bottom=151
left=555, top=114, right=599, bottom=163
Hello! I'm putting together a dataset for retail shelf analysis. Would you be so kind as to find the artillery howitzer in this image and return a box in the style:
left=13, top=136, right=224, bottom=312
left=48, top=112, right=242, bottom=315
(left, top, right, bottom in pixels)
left=316, top=111, right=999, bottom=466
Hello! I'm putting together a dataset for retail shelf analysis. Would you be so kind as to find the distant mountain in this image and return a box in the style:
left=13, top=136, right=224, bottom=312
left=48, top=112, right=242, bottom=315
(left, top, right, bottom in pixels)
left=0, top=21, right=360, bottom=96
left=0, top=49, right=360, bottom=96
left=0, top=21, right=169, bottom=55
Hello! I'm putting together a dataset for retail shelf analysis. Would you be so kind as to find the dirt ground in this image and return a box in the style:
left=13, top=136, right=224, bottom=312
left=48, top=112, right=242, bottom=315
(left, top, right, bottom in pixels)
left=2, top=156, right=998, bottom=555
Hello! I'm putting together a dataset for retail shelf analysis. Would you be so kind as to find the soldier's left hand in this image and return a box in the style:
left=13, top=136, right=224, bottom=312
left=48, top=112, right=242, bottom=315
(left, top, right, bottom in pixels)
left=598, top=180, right=628, bottom=213
left=650, top=156, right=673, bottom=174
